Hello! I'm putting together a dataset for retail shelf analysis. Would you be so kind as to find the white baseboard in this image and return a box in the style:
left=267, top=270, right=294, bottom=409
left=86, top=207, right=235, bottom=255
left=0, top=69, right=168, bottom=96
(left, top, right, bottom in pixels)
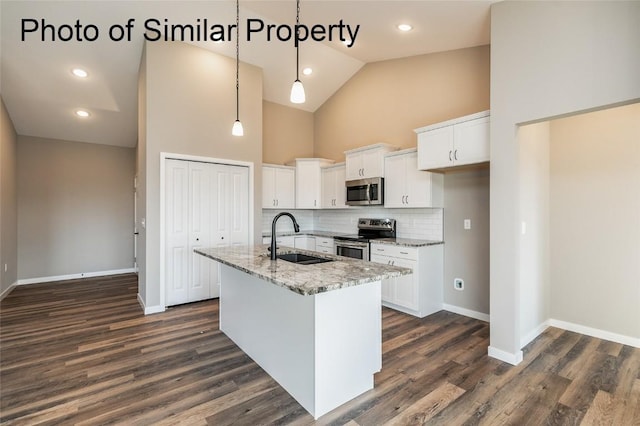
left=520, top=321, right=551, bottom=348
left=488, top=346, right=523, bottom=365
left=442, top=303, right=490, bottom=322
left=137, top=293, right=165, bottom=315
left=549, top=319, right=640, bottom=348
left=0, top=281, right=17, bottom=301
left=16, top=268, right=137, bottom=286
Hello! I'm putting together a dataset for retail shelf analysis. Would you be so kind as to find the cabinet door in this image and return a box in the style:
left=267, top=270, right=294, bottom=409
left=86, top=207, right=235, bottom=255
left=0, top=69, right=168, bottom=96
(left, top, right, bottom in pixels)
left=453, top=116, right=489, bottom=166
left=417, top=126, right=454, bottom=170
left=345, top=152, right=363, bottom=180
left=383, top=154, right=406, bottom=208
left=276, top=236, right=294, bottom=248
left=392, top=257, right=418, bottom=311
left=370, top=254, right=393, bottom=303
left=294, top=236, right=316, bottom=251
left=295, top=162, right=320, bottom=208
left=334, top=165, right=347, bottom=207
left=321, top=167, right=336, bottom=208
left=262, top=166, right=276, bottom=208
left=405, top=153, right=431, bottom=207
left=361, top=148, right=384, bottom=178
left=275, top=167, right=296, bottom=208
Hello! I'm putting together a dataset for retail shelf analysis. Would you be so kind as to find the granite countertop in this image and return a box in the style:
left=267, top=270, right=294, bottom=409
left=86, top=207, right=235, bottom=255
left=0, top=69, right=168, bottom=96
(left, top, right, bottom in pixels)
left=373, top=238, right=444, bottom=248
left=195, top=245, right=411, bottom=296
left=263, top=231, right=443, bottom=248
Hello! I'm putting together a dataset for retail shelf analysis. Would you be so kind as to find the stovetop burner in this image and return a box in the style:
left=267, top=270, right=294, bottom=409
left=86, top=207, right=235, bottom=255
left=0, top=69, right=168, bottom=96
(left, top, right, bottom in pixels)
left=334, top=218, right=396, bottom=242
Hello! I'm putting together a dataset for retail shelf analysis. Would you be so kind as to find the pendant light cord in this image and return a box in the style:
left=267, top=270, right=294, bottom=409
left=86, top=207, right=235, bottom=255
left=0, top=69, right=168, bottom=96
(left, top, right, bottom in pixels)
left=236, top=0, right=240, bottom=121
left=295, top=0, right=300, bottom=80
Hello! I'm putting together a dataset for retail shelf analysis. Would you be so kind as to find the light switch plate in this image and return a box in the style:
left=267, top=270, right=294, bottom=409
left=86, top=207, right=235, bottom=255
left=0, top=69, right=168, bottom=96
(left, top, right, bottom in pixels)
left=464, top=219, right=471, bottom=230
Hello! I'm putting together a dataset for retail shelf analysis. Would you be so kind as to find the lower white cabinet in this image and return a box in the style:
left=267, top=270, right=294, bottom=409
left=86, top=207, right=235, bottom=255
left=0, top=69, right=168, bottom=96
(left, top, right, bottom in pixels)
left=294, top=236, right=316, bottom=251
left=370, top=243, right=443, bottom=318
left=315, top=237, right=334, bottom=254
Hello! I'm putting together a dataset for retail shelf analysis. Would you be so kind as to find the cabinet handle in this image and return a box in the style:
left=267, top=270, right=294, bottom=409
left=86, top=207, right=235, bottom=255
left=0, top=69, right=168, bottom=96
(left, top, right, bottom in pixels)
left=400, top=251, right=409, bottom=255
left=406, top=195, right=409, bottom=204
left=454, top=150, right=458, bottom=161
left=276, top=199, right=279, bottom=206
left=449, top=150, right=452, bottom=161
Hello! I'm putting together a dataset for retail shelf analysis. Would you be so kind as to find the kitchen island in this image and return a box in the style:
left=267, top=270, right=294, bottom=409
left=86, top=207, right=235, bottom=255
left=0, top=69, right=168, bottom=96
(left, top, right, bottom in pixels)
left=195, top=245, right=410, bottom=419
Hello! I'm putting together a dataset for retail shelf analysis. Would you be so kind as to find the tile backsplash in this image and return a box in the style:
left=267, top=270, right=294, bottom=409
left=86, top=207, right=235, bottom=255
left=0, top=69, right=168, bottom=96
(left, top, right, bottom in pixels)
left=262, top=208, right=443, bottom=241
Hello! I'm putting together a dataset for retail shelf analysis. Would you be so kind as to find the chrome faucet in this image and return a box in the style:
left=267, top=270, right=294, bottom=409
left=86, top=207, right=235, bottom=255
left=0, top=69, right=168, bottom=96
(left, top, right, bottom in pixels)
left=270, top=212, right=300, bottom=260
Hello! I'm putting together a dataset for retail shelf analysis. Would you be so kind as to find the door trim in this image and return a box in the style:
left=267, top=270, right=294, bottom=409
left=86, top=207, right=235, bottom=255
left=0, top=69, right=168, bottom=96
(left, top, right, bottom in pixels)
left=159, top=152, right=255, bottom=310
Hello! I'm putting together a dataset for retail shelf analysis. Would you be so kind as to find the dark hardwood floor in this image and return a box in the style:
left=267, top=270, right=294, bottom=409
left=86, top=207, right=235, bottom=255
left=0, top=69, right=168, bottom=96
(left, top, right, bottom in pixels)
left=1, top=274, right=638, bottom=425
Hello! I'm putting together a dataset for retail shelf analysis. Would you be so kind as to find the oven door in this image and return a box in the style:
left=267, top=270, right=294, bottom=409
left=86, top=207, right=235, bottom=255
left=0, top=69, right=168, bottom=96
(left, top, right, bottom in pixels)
left=335, top=241, right=370, bottom=261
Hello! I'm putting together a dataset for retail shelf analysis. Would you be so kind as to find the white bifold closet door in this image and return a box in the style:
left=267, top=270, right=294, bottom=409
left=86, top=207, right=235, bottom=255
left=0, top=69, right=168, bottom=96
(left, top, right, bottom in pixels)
left=165, top=159, right=249, bottom=306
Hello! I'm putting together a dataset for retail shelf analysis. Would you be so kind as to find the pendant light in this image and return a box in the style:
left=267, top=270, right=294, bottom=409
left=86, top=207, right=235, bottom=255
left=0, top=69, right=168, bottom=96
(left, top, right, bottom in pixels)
left=290, top=0, right=305, bottom=104
left=232, top=0, right=244, bottom=136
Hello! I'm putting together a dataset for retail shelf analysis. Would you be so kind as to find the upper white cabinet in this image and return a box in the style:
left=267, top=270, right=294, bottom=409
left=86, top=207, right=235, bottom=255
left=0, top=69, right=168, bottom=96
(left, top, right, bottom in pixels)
left=384, top=149, right=443, bottom=208
left=416, top=111, right=490, bottom=171
left=345, top=143, right=397, bottom=180
left=321, top=163, right=348, bottom=209
left=289, top=158, right=335, bottom=209
left=262, top=165, right=295, bottom=209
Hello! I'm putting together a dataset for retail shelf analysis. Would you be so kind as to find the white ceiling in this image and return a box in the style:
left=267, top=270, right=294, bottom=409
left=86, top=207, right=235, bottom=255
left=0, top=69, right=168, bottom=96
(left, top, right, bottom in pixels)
left=0, top=1, right=492, bottom=148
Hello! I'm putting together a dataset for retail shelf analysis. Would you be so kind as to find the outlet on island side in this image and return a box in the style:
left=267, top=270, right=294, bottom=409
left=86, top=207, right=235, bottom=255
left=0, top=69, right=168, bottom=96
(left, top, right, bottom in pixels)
left=454, top=278, right=464, bottom=291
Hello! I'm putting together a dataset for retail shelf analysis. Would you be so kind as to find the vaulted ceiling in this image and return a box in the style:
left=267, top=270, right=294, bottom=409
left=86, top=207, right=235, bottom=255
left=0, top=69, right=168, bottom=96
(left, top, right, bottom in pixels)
left=0, top=1, right=492, bottom=147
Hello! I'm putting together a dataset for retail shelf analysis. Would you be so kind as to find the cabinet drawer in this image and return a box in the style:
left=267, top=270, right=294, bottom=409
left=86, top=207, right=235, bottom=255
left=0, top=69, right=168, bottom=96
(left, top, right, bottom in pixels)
left=370, top=244, right=417, bottom=260
left=316, top=237, right=334, bottom=248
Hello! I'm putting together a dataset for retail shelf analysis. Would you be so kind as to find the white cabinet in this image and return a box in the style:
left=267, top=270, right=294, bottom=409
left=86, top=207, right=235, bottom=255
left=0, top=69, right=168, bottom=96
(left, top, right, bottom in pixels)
left=370, top=243, right=443, bottom=318
left=345, top=143, right=397, bottom=180
left=321, top=163, right=348, bottom=208
left=294, top=236, right=316, bottom=251
left=384, top=149, right=443, bottom=208
left=262, top=165, right=295, bottom=208
left=315, top=237, right=334, bottom=254
left=289, top=158, right=334, bottom=209
left=416, top=111, right=490, bottom=171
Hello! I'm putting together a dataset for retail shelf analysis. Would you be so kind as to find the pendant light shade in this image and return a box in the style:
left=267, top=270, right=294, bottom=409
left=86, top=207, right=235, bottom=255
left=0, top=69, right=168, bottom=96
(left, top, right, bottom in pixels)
left=232, top=0, right=243, bottom=137
left=290, top=0, right=305, bottom=104
left=232, top=119, right=244, bottom=136
left=290, top=79, right=305, bottom=104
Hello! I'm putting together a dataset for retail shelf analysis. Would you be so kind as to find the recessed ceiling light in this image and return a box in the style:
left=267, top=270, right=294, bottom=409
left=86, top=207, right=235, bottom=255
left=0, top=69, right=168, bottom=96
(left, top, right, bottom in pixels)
left=72, top=68, right=88, bottom=78
left=75, top=110, right=90, bottom=118
left=397, top=24, right=413, bottom=32
left=302, top=68, right=313, bottom=76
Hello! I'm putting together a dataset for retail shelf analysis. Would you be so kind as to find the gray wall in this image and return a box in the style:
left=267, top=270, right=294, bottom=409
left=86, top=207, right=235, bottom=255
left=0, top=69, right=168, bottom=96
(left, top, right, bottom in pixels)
left=550, top=104, right=640, bottom=340
left=1, top=97, right=18, bottom=296
left=138, top=41, right=263, bottom=311
left=442, top=169, right=490, bottom=316
left=490, top=0, right=640, bottom=361
left=17, top=136, right=135, bottom=279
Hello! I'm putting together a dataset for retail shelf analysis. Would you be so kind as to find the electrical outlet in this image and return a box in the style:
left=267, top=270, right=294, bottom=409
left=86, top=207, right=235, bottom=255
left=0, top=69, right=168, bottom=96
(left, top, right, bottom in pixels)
left=454, top=278, right=464, bottom=291
left=464, top=219, right=471, bottom=230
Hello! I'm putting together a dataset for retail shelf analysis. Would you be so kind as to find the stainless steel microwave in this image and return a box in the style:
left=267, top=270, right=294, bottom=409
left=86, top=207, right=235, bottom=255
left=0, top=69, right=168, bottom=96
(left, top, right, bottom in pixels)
left=345, top=177, right=384, bottom=206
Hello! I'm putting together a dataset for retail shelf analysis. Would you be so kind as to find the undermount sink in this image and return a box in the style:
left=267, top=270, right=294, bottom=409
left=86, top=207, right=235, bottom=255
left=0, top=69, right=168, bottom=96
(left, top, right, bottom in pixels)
left=277, top=253, right=333, bottom=265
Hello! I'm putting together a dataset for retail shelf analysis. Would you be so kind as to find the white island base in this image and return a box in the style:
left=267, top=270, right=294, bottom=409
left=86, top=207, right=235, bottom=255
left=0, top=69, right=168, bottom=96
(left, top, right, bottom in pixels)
left=219, top=265, right=382, bottom=419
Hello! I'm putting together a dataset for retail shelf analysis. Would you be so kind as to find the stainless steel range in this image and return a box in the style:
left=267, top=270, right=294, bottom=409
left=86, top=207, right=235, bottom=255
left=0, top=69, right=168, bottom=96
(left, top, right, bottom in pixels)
left=333, top=218, right=396, bottom=261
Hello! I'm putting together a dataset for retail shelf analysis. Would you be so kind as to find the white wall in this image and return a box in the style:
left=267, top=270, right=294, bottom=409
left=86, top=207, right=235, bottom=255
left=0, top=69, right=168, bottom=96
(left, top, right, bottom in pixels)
left=490, top=0, right=640, bottom=363
left=1, top=97, right=18, bottom=297
left=17, top=136, right=135, bottom=280
left=518, top=122, right=550, bottom=347
left=550, top=103, right=640, bottom=342
left=443, top=169, right=490, bottom=317
left=138, top=41, right=263, bottom=311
